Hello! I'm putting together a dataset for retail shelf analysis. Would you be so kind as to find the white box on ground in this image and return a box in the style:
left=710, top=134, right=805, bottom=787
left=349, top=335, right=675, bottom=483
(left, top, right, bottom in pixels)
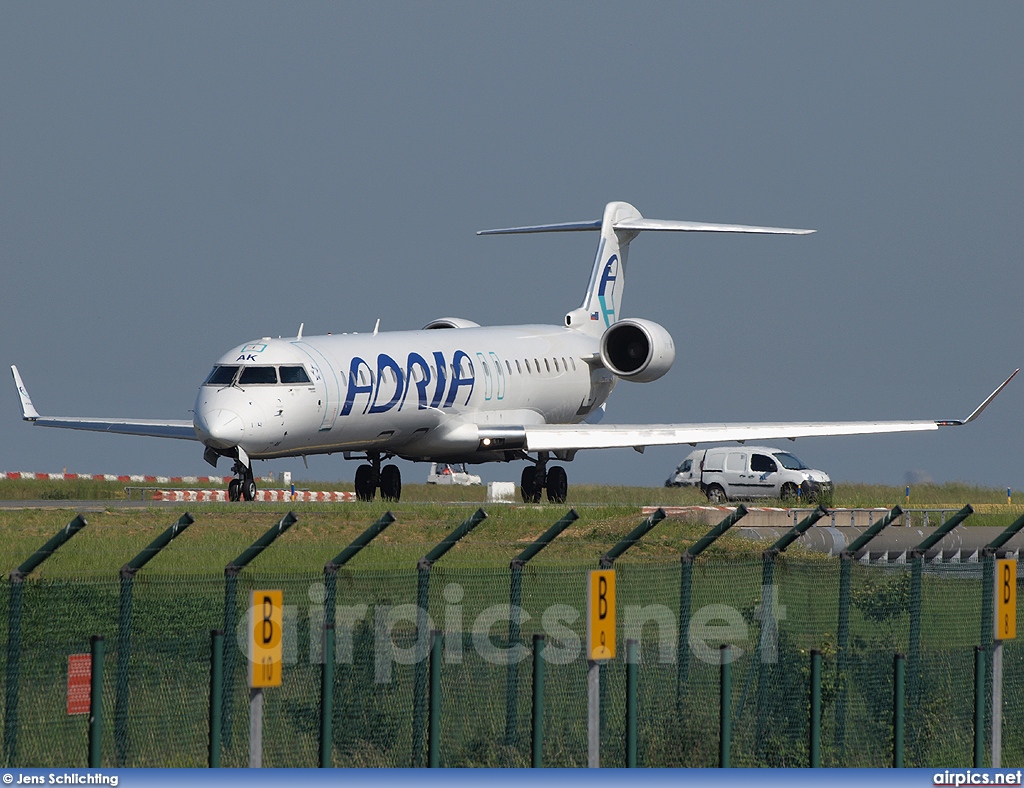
left=488, top=482, right=516, bottom=502
left=278, top=471, right=292, bottom=486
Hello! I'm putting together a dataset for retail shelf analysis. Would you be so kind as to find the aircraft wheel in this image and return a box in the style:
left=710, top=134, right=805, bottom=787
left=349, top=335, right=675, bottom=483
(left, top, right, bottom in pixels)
left=380, top=464, right=402, bottom=502
left=242, top=477, right=257, bottom=501
left=354, top=465, right=378, bottom=502
left=780, top=482, right=799, bottom=503
left=546, top=466, right=568, bottom=504
left=228, top=478, right=241, bottom=502
left=705, top=484, right=728, bottom=504
left=520, top=466, right=542, bottom=503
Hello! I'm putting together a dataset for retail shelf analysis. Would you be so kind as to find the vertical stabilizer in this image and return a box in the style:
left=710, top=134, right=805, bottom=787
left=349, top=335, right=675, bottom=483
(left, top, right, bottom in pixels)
left=564, top=201, right=642, bottom=336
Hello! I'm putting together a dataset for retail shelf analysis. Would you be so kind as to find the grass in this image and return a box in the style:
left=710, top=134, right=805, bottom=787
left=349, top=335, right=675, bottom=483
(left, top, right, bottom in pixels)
left=0, top=480, right=1019, bottom=578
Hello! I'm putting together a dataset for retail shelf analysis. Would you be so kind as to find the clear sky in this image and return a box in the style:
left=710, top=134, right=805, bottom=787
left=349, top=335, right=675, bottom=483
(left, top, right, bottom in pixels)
left=1, top=3, right=1021, bottom=490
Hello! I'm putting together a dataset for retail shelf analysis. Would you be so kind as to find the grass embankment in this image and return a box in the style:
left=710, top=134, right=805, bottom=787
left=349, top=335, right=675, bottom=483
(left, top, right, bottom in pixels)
left=0, top=481, right=1019, bottom=577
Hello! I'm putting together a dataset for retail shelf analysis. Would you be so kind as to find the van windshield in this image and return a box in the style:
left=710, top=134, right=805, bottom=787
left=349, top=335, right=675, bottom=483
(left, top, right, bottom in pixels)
left=774, top=452, right=808, bottom=471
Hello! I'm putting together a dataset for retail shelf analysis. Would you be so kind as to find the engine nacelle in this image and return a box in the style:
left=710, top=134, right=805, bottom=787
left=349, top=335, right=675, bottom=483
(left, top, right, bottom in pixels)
left=599, top=318, right=675, bottom=382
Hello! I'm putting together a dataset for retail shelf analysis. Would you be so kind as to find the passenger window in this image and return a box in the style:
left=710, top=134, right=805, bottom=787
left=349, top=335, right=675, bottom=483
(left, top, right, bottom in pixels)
left=239, top=366, right=278, bottom=385
left=571, top=358, right=576, bottom=371
left=515, top=360, right=521, bottom=374
left=554, top=358, right=560, bottom=373
left=279, top=366, right=311, bottom=384
left=506, top=360, right=512, bottom=375
left=751, top=454, right=778, bottom=473
left=205, top=366, right=238, bottom=386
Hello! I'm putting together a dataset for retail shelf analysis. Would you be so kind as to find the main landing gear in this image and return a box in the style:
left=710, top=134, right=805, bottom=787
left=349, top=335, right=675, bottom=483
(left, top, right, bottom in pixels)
left=354, top=453, right=402, bottom=502
left=227, top=461, right=257, bottom=502
left=520, top=454, right=568, bottom=504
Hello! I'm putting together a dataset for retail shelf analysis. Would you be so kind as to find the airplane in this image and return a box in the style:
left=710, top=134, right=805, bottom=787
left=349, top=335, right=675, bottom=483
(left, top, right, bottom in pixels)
left=11, top=201, right=1018, bottom=503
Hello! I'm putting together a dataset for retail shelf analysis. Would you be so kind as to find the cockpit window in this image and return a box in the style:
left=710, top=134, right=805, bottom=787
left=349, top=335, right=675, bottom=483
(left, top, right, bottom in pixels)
left=238, top=366, right=278, bottom=385
left=205, top=366, right=239, bottom=386
left=279, top=366, right=311, bottom=384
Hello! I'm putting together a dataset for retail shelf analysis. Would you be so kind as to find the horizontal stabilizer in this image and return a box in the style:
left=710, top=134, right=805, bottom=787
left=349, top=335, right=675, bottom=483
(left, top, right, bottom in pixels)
left=478, top=206, right=814, bottom=236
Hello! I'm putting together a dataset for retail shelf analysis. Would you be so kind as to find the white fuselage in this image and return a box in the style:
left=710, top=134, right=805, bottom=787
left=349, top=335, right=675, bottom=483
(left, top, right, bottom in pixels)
left=192, top=324, right=615, bottom=463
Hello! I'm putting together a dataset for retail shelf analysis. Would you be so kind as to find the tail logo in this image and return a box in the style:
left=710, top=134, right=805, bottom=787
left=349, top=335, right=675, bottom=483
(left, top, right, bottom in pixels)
left=597, top=254, right=618, bottom=327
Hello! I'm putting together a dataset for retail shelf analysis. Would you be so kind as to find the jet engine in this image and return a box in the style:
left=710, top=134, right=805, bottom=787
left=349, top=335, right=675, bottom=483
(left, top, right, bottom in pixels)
left=599, top=318, right=675, bottom=382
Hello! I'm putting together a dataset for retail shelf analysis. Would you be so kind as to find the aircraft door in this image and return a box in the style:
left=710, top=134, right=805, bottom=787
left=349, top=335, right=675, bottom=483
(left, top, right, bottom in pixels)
left=292, top=341, right=341, bottom=431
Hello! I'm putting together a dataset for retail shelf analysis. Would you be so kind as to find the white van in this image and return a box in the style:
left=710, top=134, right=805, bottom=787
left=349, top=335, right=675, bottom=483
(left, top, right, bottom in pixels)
left=665, top=446, right=832, bottom=504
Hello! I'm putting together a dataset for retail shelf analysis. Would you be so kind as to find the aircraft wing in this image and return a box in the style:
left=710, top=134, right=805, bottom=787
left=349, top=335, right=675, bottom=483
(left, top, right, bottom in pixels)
left=11, top=365, right=199, bottom=441
left=505, top=369, right=1020, bottom=453
left=523, top=419, right=942, bottom=452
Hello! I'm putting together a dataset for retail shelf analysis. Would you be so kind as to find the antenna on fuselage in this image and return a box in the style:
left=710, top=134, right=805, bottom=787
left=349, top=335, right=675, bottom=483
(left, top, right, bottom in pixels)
left=373, top=319, right=380, bottom=336
left=297, top=323, right=304, bottom=340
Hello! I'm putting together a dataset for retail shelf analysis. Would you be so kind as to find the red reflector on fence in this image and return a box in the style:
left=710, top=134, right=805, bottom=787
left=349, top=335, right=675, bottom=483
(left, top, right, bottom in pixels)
left=67, top=653, right=91, bottom=715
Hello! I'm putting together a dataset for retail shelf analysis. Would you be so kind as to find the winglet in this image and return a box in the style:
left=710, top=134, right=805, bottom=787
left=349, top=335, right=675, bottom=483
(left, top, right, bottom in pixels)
left=937, top=368, right=1019, bottom=426
left=11, top=365, right=40, bottom=421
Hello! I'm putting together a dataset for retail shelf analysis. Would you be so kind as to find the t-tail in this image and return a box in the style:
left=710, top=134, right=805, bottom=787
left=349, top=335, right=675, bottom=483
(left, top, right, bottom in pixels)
left=478, top=200, right=815, bottom=338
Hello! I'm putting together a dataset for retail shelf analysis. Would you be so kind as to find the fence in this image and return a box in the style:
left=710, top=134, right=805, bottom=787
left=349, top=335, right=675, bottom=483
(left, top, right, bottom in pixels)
left=1, top=516, right=1022, bottom=767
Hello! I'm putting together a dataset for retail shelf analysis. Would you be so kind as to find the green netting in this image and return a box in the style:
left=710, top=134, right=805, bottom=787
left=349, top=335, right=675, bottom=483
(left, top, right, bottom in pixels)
left=0, top=556, right=1021, bottom=767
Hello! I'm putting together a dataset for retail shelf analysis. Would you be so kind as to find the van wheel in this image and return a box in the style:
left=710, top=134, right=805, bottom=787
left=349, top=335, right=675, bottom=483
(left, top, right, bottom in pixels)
left=705, top=484, right=727, bottom=504
left=780, top=482, right=799, bottom=502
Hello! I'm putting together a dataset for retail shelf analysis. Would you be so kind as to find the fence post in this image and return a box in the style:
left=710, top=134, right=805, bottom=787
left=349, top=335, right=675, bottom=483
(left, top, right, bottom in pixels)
left=428, top=630, right=442, bottom=768
left=319, top=623, right=335, bottom=768
left=115, top=513, right=194, bottom=766
left=809, top=649, right=821, bottom=768
left=594, top=508, right=665, bottom=756
left=974, top=646, right=985, bottom=768
left=835, top=505, right=902, bottom=759
left=4, top=578, right=23, bottom=768
left=88, top=635, right=104, bottom=768
left=324, top=512, right=396, bottom=628
left=506, top=510, right=577, bottom=752
left=626, top=639, right=638, bottom=768
left=412, top=509, right=487, bottom=767
left=893, top=653, right=905, bottom=768
left=209, top=630, right=223, bottom=768
left=907, top=504, right=972, bottom=760
left=720, top=644, right=731, bottom=768
left=750, top=506, right=829, bottom=762
left=221, top=512, right=298, bottom=748
left=531, top=634, right=545, bottom=768
left=678, top=505, right=748, bottom=708
left=5, top=514, right=89, bottom=765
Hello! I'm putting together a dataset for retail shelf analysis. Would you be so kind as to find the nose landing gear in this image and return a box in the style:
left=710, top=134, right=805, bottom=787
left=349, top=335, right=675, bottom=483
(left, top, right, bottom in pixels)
left=228, top=461, right=257, bottom=502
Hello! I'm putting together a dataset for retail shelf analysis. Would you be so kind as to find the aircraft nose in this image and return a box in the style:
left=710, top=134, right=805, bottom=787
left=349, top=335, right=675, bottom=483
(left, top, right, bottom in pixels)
left=195, top=408, right=246, bottom=448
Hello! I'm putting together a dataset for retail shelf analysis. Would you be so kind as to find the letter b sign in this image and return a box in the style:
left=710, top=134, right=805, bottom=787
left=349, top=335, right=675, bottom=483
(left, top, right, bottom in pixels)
left=249, top=590, right=284, bottom=687
left=587, top=570, right=616, bottom=661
